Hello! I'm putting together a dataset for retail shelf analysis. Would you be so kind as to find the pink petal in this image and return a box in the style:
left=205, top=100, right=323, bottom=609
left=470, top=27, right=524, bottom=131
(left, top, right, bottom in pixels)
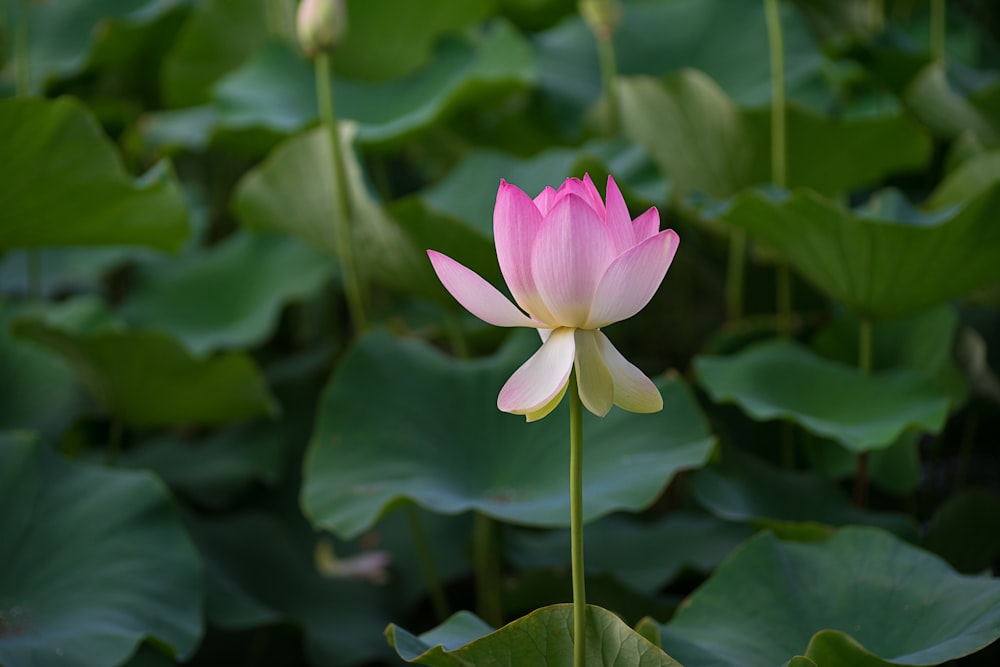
left=531, top=194, right=617, bottom=327
left=596, top=331, right=663, bottom=413
left=493, top=181, right=556, bottom=323
left=632, top=207, right=661, bottom=243
left=533, top=186, right=557, bottom=215
left=427, top=250, right=536, bottom=328
left=603, top=175, right=638, bottom=254
left=585, top=229, right=679, bottom=329
left=498, top=327, right=576, bottom=415
left=574, top=329, right=614, bottom=417
left=550, top=176, right=605, bottom=218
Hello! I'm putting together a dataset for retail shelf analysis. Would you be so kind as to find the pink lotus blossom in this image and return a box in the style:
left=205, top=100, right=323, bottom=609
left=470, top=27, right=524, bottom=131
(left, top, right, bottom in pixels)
left=428, top=174, right=679, bottom=421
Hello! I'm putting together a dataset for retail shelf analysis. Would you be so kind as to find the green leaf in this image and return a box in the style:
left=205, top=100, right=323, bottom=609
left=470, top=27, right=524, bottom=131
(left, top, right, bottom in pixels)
left=302, top=329, right=714, bottom=539
left=12, top=298, right=278, bottom=428
left=696, top=340, right=950, bottom=452
left=690, top=451, right=918, bottom=539
left=903, top=61, right=1000, bottom=146
left=0, top=433, right=203, bottom=667
left=213, top=22, right=536, bottom=147
left=928, top=148, right=1000, bottom=208
left=119, top=231, right=331, bottom=355
left=921, top=487, right=1000, bottom=574
left=801, top=630, right=897, bottom=667
left=186, top=510, right=392, bottom=666
left=387, top=604, right=684, bottom=666
left=0, top=97, right=190, bottom=251
left=721, top=186, right=1000, bottom=318
left=649, top=527, right=1000, bottom=666
left=232, top=124, right=461, bottom=301
left=618, top=69, right=930, bottom=201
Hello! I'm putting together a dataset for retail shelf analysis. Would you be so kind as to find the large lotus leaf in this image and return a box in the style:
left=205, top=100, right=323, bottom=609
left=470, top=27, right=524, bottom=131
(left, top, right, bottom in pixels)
left=302, top=329, right=714, bottom=539
left=643, top=527, right=1000, bottom=666
left=689, top=451, right=918, bottom=539
left=11, top=298, right=277, bottom=428
left=721, top=185, right=1000, bottom=318
left=119, top=421, right=284, bottom=509
left=506, top=512, right=754, bottom=595
left=928, top=149, right=1000, bottom=208
left=695, top=340, right=950, bottom=452
left=1, top=0, right=181, bottom=91
left=119, top=231, right=331, bottom=355
left=903, top=61, right=1000, bottom=146
left=0, top=302, right=82, bottom=440
left=212, top=21, right=536, bottom=147
left=0, top=433, right=203, bottom=667
left=387, top=604, right=683, bottom=666
left=535, top=0, right=824, bottom=112
left=233, top=124, right=465, bottom=301
left=618, top=69, right=930, bottom=201
left=186, top=510, right=392, bottom=666
left=421, top=140, right=666, bottom=240
left=0, top=247, right=136, bottom=298
left=804, top=432, right=923, bottom=498
left=921, top=487, right=1000, bottom=574
left=160, top=0, right=274, bottom=107
left=0, top=97, right=189, bottom=251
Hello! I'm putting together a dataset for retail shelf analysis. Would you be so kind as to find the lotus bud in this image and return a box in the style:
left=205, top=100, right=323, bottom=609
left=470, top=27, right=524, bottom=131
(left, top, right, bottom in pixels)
left=296, top=0, right=347, bottom=57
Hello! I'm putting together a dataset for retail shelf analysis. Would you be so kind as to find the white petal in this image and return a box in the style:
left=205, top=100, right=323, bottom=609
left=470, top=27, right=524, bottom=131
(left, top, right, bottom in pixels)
left=574, top=329, right=614, bottom=417
left=585, top=229, right=679, bottom=329
left=596, top=331, right=663, bottom=413
left=427, top=250, right=536, bottom=328
left=498, top=327, right=576, bottom=415
left=525, top=383, right=568, bottom=422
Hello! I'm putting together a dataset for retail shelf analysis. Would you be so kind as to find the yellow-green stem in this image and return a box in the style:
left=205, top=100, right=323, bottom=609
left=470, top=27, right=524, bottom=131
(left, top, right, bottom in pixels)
left=725, top=229, right=747, bottom=323
left=870, top=0, right=884, bottom=34
left=314, top=53, right=368, bottom=333
left=596, top=34, right=620, bottom=137
left=406, top=504, right=450, bottom=622
left=853, top=318, right=873, bottom=507
left=931, top=0, right=946, bottom=63
left=473, top=512, right=503, bottom=627
left=569, top=371, right=586, bottom=667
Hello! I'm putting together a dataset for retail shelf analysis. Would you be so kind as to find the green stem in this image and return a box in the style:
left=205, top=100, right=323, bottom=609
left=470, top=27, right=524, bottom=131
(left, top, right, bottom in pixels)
left=931, top=0, right=946, bottom=63
left=406, top=504, right=450, bottom=622
left=314, top=53, right=368, bottom=334
left=15, top=0, right=30, bottom=96
left=596, top=33, right=620, bottom=137
left=853, top=318, right=873, bottom=507
left=569, top=371, right=586, bottom=667
left=870, top=0, right=884, bottom=34
left=473, top=512, right=503, bottom=627
left=725, top=229, right=747, bottom=323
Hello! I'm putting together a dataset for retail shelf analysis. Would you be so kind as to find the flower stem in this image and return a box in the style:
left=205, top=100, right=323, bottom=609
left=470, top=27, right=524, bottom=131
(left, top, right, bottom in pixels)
left=596, top=33, right=620, bottom=137
left=568, top=370, right=586, bottom=667
left=931, top=0, right=946, bottom=63
left=725, top=229, right=747, bottom=323
left=853, top=317, right=873, bottom=507
left=314, top=53, right=368, bottom=334
left=406, top=503, right=450, bottom=622
left=473, top=512, right=503, bottom=627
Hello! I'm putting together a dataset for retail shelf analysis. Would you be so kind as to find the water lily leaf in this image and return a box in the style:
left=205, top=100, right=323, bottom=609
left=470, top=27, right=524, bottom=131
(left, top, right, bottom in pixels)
left=0, top=96, right=190, bottom=252
left=186, top=510, right=392, bottom=666
left=800, top=630, right=897, bottom=667
left=213, top=21, right=536, bottom=147
left=0, top=433, right=203, bottom=667
left=0, top=302, right=83, bottom=440
left=506, top=512, right=754, bottom=595
left=387, top=604, right=683, bottom=666
left=695, top=340, right=950, bottom=452
left=302, top=329, right=714, bottom=539
left=921, top=487, right=1000, bottom=574
left=721, top=185, right=1000, bottom=318
left=618, top=69, right=930, bottom=201
left=690, top=451, right=918, bottom=539
left=11, top=298, right=277, bottom=428
left=119, top=231, right=331, bottom=355
left=645, top=527, right=1000, bottom=667
left=233, top=124, right=464, bottom=301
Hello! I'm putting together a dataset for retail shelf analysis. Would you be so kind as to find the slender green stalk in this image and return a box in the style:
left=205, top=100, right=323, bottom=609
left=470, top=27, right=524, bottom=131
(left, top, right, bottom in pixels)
left=725, top=229, right=747, bottom=323
left=931, top=0, right=946, bottom=63
left=869, top=0, right=884, bottom=34
left=314, top=53, right=368, bottom=333
left=15, top=0, right=30, bottom=96
left=596, top=34, right=620, bottom=137
left=568, top=371, right=586, bottom=667
left=473, top=512, right=503, bottom=627
left=853, top=318, right=873, bottom=507
left=406, top=504, right=450, bottom=622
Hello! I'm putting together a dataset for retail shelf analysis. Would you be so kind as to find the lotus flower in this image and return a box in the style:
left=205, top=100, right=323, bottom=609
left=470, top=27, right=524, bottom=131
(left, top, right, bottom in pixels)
left=428, top=175, right=679, bottom=421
